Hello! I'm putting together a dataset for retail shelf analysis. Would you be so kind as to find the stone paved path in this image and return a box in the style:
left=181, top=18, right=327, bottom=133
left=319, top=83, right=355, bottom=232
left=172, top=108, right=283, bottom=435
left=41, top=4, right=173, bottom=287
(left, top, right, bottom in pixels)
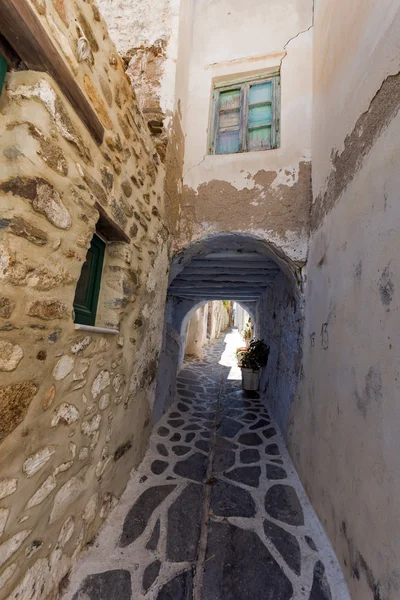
left=63, top=329, right=351, bottom=600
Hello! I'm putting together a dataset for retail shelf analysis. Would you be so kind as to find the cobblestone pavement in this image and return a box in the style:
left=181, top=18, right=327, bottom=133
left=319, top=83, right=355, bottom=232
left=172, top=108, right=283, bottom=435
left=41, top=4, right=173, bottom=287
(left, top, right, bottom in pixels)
left=63, top=329, right=351, bottom=600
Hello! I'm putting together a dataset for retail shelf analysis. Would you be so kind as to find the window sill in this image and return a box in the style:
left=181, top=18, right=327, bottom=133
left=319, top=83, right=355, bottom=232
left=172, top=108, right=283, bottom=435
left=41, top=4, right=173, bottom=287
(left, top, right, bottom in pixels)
left=74, top=324, right=119, bottom=335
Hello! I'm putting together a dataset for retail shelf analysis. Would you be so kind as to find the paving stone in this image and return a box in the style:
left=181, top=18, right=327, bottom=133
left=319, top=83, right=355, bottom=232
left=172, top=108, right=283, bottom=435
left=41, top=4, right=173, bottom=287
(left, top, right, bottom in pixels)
left=172, top=445, right=191, bottom=456
left=178, top=402, right=190, bottom=412
left=264, top=485, right=304, bottom=526
left=173, top=452, right=207, bottom=482
left=309, top=561, right=332, bottom=600
left=241, top=412, right=258, bottom=422
left=240, top=449, right=260, bottom=464
left=171, top=433, right=181, bottom=442
left=180, top=390, right=196, bottom=398
left=263, top=519, right=301, bottom=575
left=265, top=443, right=280, bottom=455
left=179, top=370, right=197, bottom=380
left=271, top=458, right=284, bottom=464
left=262, top=427, right=277, bottom=439
left=195, top=439, right=210, bottom=453
left=143, top=560, right=161, bottom=592
left=168, top=419, right=185, bottom=428
left=213, top=448, right=235, bottom=472
left=266, top=464, right=287, bottom=480
left=72, top=570, right=131, bottom=600
left=151, top=460, right=169, bottom=475
left=200, top=431, right=212, bottom=439
left=238, top=432, right=263, bottom=446
left=158, top=427, right=169, bottom=437
left=170, top=412, right=181, bottom=418
left=250, top=419, right=271, bottom=430
left=306, top=535, right=318, bottom=551
left=183, top=424, right=202, bottom=431
left=210, top=479, right=256, bottom=517
left=185, top=433, right=196, bottom=443
left=225, top=466, right=261, bottom=488
left=202, top=522, right=293, bottom=600
left=218, top=417, right=244, bottom=438
left=157, top=443, right=168, bottom=457
left=167, top=483, right=203, bottom=561
left=157, top=569, right=194, bottom=600
left=120, top=485, right=176, bottom=547
left=146, top=519, right=160, bottom=551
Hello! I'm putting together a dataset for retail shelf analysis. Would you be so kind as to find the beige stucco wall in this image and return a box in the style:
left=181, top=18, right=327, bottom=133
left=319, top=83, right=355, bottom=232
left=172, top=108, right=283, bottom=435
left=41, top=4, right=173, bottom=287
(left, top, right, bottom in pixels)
left=289, top=2, right=400, bottom=599
left=185, top=301, right=229, bottom=358
left=0, top=1, right=170, bottom=598
left=178, top=0, right=314, bottom=264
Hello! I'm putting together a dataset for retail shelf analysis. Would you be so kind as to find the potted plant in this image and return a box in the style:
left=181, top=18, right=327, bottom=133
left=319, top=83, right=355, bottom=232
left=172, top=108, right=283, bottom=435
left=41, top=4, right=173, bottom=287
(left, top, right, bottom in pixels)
left=239, top=339, right=270, bottom=391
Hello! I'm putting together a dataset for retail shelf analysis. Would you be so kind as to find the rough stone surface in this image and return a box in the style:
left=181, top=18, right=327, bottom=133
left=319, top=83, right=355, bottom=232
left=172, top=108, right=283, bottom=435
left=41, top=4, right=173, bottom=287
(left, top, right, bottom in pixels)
left=23, top=446, right=56, bottom=477
left=53, top=355, right=75, bottom=380
left=51, top=403, right=80, bottom=427
left=143, top=560, right=161, bottom=592
left=0, top=530, right=31, bottom=569
left=120, top=485, right=176, bottom=547
left=211, top=480, right=256, bottom=517
left=157, top=569, right=193, bottom=600
left=309, top=561, right=332, bottom=600
left=146, top=519, right=160, bottom=551
left=50, top=476, right=85, bottom=523
left=0, top=340, right=24, bottom=371
left=0, top=381, right=39, bottom=441
left=71, top=570, right=132, bottom=600
left=225, top=466, right=261, bottom=488
left=0, top=479, right=17, bottom=500
left=264, top=485, right=304, bottom=526
left=173, top=452, right=207, bottom=482
left=202, top=522, right=293, bottom=600
left=263, top=519, right=301, bottom=575
left=166, top=483, right=203, bottom=561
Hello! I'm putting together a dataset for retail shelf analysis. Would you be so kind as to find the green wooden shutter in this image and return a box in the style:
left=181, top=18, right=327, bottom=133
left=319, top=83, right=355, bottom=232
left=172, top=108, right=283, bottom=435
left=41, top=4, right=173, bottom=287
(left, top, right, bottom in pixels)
left=73, top=234, right=105, bottom=326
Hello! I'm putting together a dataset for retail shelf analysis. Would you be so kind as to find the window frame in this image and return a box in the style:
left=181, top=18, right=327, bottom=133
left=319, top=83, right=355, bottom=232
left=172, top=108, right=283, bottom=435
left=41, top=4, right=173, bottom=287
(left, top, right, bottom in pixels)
left=209, top=72, right=281, bottom=155
left=73, top=233, right=106, bottom=327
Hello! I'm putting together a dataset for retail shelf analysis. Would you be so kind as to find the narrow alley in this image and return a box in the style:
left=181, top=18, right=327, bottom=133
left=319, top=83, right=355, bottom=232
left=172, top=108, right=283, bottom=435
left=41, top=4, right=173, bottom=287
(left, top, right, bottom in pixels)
left=63, top=329, right=349, bottom=600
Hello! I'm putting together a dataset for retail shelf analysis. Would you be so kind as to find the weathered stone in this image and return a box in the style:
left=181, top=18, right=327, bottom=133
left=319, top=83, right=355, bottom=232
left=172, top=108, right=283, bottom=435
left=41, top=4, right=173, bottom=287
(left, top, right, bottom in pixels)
left=0, top=508, right=9, bottom=537
left=57, top=515, right=75, bottom=548
left=0, top=562, right=16, bottom=590
left=23, top=446, right=56, bottom=477
left=71, top=336, right=92, bottom=355
left=306, top=535, right=317, bottom=551
left=114, top=440, right=132, bottom=461
left=119, top=485, right=176, bottom=547
left=0, top=381, right=38, bottom=441
left=28, top=123, right=68, bottom=175
left=210, top=480, right=256, bottom=518
left=51, top=403, right=80, bottom=427
left=112, top=373, right=125, bottom=393
left=81, top=414, right=102, bottom=437
left=238, top=433, right=263, bottom=446
left=84, top=75, right=113, bottom=129
left=172, top=445, right=191, bottom=456
left=146, top=519, right=160, bottom=551
left=157, top=569, right=193, bottom=600
left=99, top=75, right=113, bottom=107
left=0, top=530, right=31, bottom=569
left=310, top=561, right=332, bottom=600
left=158, top=426, right=169, bottom=437
left=266, top=464, right=287, bottom=480
left=50, top=476, right=85, bottom=523
left=121, top=179, right=132, bottom=197
left=83, top=493, right=99, bottom=525
left=143, top=559, right=161, bottom=592
left=27, top=299, right=68, bottom=320
left=167, top=483, right=203, bottom=562
left=82, top=170, right=108, bottom=205
left=225, top=466, right=261, bottom=488
left=53, top=355, right=75, bottom=380
left=0, top=479, right=17, bottom=500
left=26, top=476, right=57, bottom=509
left=173, top=452, right=207, bottom=482
left=157, top=443, right=168, bottom=457
left=0, top=297, right=15, bottom=318
left=202, top=522, right=293, bottom=600
left=262, top=427, right=277, bottom=439
left=0, top=177, right=71, bottom=229
left=263, top=519, right=301, bottom=575
left=151, top=460, right=169, bottom=475
left=264, top=485, right=304, bottom=526
left=72, top=570, right=132, bottom=600
left=92, top=370, right=110, bottom=398
left=0, top=340, right=23, bottom=372
left=9, top=216, right=48, bottom=246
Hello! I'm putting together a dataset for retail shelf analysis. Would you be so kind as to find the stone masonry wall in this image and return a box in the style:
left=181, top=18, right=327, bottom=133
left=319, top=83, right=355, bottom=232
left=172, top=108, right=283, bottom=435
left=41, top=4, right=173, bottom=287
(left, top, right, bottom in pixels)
left=0, top=1, right=170, bottom=598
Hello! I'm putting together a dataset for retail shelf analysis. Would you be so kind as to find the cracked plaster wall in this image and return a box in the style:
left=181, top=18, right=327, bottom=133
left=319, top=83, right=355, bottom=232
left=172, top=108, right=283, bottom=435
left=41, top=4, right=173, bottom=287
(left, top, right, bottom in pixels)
left=288, top=2, right=400, bottom=599
left=178, top=0, right=314, bottom=264
left=0, top=1, right=171, bottom=598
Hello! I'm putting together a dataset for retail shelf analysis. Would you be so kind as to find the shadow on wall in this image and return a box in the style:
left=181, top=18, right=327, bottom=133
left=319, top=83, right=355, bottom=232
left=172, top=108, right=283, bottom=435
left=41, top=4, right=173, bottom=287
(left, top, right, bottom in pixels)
left=153, top=233, right=304, bottom=433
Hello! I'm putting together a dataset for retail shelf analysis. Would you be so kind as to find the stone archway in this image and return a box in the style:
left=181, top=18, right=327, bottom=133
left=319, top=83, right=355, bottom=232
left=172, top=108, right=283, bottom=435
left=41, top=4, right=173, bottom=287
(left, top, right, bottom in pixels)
left=153, top=232, right=303, bottom=432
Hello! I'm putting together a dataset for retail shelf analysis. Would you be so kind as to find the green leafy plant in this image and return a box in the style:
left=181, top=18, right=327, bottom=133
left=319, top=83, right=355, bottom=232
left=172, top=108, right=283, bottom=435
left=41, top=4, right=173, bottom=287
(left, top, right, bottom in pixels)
left=240, top=339, right=270, bottom=371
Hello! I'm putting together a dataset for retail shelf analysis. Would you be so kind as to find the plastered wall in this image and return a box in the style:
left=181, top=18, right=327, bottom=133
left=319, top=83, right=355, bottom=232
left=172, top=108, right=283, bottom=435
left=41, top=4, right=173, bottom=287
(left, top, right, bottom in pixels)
left=0, top=1, right=171, bottom=598
left=185, top=301, right=229, bottom=358
left=288, top=2, right=400, bottom=599
left=178, top=0, right=314, bottom=264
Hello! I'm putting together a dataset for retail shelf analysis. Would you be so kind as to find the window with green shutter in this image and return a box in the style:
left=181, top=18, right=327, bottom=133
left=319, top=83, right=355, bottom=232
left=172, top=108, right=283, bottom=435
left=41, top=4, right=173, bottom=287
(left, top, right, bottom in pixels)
left=209, top=72, right=280, bottom=155
left=73, top=234, right=105, bottom=326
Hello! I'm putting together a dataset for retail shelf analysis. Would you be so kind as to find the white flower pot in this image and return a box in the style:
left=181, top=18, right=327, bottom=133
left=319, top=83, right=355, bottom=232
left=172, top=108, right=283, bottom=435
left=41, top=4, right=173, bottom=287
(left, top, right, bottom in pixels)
left=241, top=367, right=261, bottom=391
